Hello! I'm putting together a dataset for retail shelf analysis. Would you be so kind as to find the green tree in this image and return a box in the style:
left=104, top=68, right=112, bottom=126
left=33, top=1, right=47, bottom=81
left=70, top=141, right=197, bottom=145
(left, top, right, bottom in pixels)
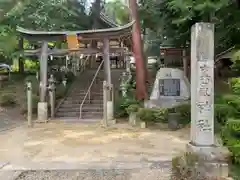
left=139, top=0, right=238, bottom=51
left=0, top=0, right=91, bottom=70
left=103, top=0, right=129, bottom=25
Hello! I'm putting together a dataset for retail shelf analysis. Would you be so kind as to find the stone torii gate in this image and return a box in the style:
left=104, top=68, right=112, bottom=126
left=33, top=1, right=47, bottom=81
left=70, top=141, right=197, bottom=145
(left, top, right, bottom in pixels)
left=16, top=21, right=134, bottom=122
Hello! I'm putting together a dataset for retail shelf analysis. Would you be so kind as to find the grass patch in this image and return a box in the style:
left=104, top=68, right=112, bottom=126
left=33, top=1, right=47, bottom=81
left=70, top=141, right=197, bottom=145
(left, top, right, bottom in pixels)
left=230, top=164, right=240, bottom=180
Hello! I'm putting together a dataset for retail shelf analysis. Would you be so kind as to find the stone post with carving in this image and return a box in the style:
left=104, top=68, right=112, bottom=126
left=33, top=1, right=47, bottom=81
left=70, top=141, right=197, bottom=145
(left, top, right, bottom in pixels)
left=190, top=23, right=214, bottom=146
left=188, top=22, right=229, bottom=178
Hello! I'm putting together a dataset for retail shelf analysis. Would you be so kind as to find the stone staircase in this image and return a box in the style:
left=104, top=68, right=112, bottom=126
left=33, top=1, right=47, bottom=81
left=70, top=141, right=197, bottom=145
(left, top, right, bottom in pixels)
left=55, top=70, right=103, bottom=120
left=55, top=69, right=123, bottom=120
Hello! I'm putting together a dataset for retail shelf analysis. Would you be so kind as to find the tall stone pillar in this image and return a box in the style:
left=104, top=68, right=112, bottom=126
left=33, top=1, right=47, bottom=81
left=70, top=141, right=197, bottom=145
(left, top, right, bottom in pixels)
left=103, top=37, right=111, bottom=85
left=103, top=37, right=115, bottom=124
left=38, top=41, right=48, bottom=122
left=187, top=23, right=229, bottom=178
left=190, top=23, right=214, bottom=146
left=39, top=41, right=48, bottom=102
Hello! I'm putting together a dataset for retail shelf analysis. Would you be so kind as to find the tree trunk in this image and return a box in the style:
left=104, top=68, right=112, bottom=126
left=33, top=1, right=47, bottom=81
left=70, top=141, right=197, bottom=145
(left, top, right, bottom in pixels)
left=18, top=37, right=24, bottom=73
left=129, top=0, right=148, bottom=100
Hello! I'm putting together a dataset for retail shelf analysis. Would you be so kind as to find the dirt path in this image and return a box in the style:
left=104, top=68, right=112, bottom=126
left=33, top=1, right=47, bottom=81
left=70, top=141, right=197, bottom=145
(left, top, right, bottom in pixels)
left=0, top=121, right=190, bottom=179
left=0, top=122, right=189, bottom=168
left=0, top=108, right=25, bottom=132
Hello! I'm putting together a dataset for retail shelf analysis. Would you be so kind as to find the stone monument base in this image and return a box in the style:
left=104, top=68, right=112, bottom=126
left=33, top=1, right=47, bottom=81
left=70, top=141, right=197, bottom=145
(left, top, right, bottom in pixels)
left=186, top=142, right=230, bottom=178
left=37, top=102, right=48, bottom=123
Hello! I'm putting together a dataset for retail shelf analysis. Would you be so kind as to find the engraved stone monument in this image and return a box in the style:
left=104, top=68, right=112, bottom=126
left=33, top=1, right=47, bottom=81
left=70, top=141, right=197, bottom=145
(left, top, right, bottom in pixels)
left=187, top=22, right=229, bottom=178
left=146, top=68, right=190, bottom=108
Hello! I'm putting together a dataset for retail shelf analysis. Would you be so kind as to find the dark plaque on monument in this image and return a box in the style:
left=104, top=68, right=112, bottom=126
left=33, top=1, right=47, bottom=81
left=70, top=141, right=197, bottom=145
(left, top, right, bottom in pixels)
left=159, top=79, right=180, bottom=96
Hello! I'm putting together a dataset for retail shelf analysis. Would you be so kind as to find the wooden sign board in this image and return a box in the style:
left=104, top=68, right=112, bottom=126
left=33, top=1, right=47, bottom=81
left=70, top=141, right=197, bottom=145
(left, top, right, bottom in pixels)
left=66, top=34, right=79, bottom=49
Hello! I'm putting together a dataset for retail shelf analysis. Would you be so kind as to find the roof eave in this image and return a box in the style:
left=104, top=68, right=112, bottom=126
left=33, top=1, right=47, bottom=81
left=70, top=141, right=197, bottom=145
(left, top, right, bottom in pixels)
left=16, top=21, right=134, bottom=37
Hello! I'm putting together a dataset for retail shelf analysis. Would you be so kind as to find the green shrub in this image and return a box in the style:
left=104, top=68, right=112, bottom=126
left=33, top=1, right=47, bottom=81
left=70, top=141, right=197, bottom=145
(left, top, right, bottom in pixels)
left=129, top=107, right=168, bottom=124
left=24, top=59, right=39, bottom=71
left=153, top=108, right=168, bottom=123
left=174, top=103, right=191, bottom=125
left=221, top=119, right=240, bottom=164
left=126, top=104, right=140, bottom=114
left=0, top=93, right=17, bottom=106
left=222, top=94, right=240, bottom=118
left=114, top=97, right=140, bottom=118
left=214, top=94, right=226, bottom=104
left=214, top=104, right=235, bottom=126
left=231, top=50, right=240, bottom=76
left=136, top=108, right=155, bottom=123
left=230, top=77, right=240, bottom=94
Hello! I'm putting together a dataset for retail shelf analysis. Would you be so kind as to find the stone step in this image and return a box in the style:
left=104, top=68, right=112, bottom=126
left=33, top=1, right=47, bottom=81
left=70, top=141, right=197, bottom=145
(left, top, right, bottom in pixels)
left=82, top=108, right=103, bottom=112
left=68, top=89, right=88, bottom=93
left=55, top=111, right=79, bottom=117
left=55, top=71, right=119, bottom=119
left=57, top=106, right=103, bottom=112
left=64, top=97, right=103, bottom=103
left=69, top=86, right=102, bottom=90
left=65, top=98, right=103, bottom=102
left=68, top=93, right=103, bottom=97
left=56, top=111, right=103, bottom=119
left=67, top=91, right=103, bottom=95
left=61, top=101, right=103, bottom=107
left=81, top=112, right=103, bottom=119
left=60, top=103, right=103, bottom=108
left=66, top=92, right=103, bottom=96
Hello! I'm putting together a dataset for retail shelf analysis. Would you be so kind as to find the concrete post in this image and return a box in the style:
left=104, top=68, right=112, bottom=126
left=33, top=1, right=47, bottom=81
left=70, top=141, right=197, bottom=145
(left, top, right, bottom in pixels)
left=48, top=74, right=55, bottom=119
left=27, top=82, right=33, bottom=127
left=107, top=84, right=114, bottom=121
left=188, top=22, right=229, bottom=178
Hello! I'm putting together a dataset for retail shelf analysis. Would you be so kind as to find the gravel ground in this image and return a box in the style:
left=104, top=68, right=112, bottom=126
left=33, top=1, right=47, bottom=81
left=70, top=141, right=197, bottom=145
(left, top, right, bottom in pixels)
left=15, top=169, right=171, bottom=180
